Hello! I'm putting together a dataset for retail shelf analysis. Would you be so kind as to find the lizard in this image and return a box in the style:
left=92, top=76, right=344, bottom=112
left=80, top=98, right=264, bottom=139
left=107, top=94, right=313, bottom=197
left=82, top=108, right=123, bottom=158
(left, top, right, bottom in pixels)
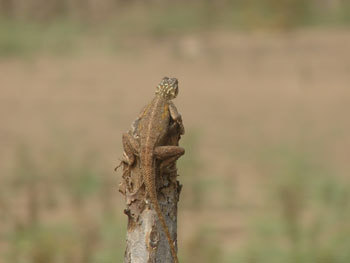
left=121, top=77, right=185, bottom=263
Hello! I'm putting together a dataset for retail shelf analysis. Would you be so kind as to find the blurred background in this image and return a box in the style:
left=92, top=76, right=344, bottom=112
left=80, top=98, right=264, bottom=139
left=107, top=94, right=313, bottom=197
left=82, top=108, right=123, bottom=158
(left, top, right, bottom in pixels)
left=1, top=0, right=350, bottom=262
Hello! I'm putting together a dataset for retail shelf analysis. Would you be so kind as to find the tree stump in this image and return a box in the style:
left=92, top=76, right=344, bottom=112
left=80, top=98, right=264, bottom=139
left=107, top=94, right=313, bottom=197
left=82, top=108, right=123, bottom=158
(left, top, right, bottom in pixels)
left=119, top=122, right=183, bottom=263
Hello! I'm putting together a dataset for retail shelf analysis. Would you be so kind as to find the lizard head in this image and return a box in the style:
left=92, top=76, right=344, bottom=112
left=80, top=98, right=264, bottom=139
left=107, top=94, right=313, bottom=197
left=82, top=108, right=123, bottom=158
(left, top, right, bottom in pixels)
left=155, top=77, right=179, bottom=100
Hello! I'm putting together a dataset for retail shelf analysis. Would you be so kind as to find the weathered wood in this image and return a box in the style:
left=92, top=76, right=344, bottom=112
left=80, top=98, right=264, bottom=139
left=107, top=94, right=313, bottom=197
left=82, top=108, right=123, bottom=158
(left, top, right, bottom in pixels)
left=119, top=122, right=183, bottom=263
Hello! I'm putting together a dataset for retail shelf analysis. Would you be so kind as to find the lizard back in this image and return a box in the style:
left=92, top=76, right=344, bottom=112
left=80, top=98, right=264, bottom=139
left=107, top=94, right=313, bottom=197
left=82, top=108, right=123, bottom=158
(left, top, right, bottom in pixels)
left=138, top=77, right=180, bottom=263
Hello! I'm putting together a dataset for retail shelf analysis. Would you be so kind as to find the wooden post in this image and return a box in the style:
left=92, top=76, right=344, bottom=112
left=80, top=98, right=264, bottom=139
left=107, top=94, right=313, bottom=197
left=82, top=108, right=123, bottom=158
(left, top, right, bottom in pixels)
left=119, top=123, right=183, bottom=263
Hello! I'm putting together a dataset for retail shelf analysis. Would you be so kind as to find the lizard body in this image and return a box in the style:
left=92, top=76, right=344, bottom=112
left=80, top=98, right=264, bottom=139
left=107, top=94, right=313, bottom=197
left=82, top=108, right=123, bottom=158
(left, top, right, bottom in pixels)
left=122, top=77, right=184, bottom=263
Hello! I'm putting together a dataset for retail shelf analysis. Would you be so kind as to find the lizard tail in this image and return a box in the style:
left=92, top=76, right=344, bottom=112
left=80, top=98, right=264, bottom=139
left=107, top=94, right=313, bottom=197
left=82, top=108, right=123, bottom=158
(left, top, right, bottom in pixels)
left=144, top=158, right=178, bottom=263
left=149, top=190, right=179, bottom=263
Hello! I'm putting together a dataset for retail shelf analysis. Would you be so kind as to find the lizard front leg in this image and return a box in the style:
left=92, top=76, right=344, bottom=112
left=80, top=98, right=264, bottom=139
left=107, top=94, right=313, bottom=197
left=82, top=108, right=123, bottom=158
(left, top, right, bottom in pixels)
left=154, top=146, right=185, bottom=173
left=169, top=101, right=185, bottom=135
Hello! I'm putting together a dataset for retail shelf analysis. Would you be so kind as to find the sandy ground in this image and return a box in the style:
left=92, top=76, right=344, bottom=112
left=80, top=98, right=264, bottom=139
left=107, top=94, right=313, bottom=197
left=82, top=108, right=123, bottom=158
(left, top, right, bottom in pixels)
left=1, top=28, right=350, bottom=251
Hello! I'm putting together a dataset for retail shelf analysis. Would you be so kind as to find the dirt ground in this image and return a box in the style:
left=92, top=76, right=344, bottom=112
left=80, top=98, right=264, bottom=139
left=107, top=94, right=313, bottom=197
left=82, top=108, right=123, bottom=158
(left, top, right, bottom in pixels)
left=1, top=28, right=350, bottom=254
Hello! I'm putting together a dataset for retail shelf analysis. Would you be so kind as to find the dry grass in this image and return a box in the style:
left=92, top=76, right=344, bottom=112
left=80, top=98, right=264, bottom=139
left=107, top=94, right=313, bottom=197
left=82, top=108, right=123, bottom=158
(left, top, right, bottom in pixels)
left=1, top=28, right=350, bottom=262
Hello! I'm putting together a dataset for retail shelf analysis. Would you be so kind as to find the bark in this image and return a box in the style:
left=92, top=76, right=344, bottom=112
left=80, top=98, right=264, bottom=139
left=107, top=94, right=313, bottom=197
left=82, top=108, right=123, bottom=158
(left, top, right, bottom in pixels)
left=119, top=125, right=183, bottom=263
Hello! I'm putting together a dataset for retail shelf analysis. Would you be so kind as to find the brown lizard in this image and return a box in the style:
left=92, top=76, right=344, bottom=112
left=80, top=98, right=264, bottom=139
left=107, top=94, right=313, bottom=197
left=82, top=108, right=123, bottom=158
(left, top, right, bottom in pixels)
left=121, top=77, right=185, bottom=263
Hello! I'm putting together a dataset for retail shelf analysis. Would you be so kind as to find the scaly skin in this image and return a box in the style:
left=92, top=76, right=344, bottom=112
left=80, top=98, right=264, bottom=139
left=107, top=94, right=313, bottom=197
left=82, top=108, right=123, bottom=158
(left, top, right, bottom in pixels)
left=122, top=77, right=184, bottom=263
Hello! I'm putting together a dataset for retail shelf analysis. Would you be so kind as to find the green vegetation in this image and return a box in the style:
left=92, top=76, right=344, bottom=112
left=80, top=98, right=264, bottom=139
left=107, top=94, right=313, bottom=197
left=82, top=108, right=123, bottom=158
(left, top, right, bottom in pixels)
left=228, top=148, right=350, bottom=263
left=0, top=18, right=84, bottom=57
left=0, top=146, right=125, bottom=263
left=0, top=0, right=349, bottom=57
left=1, top=139, right=349, bottom=262
left=183, top=226, right=223, bottom=263
left=180, top=142, right=350, bottom=263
